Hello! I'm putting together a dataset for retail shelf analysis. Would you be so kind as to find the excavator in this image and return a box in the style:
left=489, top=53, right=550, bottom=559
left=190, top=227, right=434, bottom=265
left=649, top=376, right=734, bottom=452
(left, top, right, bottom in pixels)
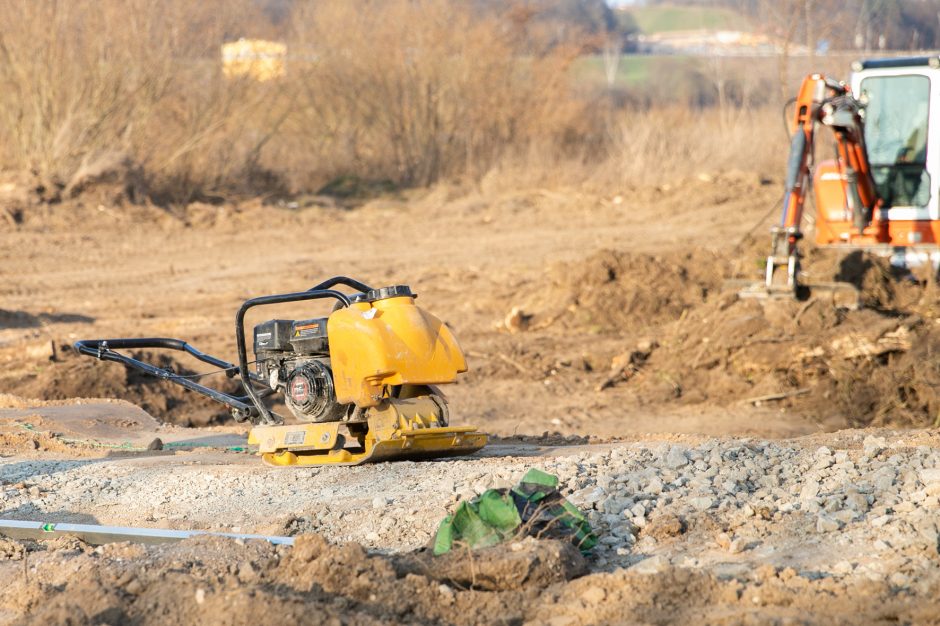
left=743, top=56, right=939, bottom=302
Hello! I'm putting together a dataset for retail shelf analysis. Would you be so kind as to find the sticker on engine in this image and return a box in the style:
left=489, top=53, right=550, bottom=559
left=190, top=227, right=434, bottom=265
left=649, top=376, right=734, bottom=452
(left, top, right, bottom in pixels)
left=284, top=431, right=306, bottom=445
left=293, top=321, right=322, bottom=338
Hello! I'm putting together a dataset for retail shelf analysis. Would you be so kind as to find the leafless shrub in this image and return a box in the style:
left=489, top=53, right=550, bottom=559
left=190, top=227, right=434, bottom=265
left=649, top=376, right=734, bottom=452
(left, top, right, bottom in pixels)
left=281, top=0, right=588, bottom=189
left=0, top=0, right=795, bottom=205
left=0, top=0, right=283, bottom=203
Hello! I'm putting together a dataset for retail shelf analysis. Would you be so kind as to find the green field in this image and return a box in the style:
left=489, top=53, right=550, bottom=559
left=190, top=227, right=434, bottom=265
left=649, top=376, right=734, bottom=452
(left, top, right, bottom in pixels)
left=625, top=4, right=751, bottom=33
left=573, top=55, right=657, bottom=87
left=571, top=54, right=702, bottom=91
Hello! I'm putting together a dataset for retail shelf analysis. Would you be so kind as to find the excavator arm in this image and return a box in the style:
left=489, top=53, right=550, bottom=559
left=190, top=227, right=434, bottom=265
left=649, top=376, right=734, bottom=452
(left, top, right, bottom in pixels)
left=763, top=74, right=882, bottom=297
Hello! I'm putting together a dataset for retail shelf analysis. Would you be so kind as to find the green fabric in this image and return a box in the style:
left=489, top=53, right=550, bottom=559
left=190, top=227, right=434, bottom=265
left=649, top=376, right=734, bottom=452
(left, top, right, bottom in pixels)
left=477, top=490, right=522, bottom=530
left=433, top=469, right=597, bottom=556
left=511, top=468, right=558, bottom=504
left=433, top=490, right=523, bottom=555
left=432, top=514, right=455, bottom=555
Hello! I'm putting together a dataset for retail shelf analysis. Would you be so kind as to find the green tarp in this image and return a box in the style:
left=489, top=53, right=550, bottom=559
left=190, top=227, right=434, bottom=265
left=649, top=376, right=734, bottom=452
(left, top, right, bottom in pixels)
left=433, top=468, right=597, bottom=556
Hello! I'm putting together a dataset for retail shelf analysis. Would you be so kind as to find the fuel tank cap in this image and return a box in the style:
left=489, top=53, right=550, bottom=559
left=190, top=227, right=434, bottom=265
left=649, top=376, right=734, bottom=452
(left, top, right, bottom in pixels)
left=365, top=285, right=414, bottom=302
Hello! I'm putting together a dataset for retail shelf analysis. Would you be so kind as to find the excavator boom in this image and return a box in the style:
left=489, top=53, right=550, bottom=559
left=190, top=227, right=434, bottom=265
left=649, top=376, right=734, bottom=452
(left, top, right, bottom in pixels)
left=742, top=73, right=882, bottom=304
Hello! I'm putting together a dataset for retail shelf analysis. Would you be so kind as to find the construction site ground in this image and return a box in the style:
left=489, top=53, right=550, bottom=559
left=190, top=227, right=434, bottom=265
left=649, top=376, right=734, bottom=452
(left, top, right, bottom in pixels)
left=2, top=174, right=940, bottom=624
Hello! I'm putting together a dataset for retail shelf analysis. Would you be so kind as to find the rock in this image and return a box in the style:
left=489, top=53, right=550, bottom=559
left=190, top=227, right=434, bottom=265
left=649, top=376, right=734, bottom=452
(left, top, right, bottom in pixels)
left=799, top=480, right=820, bottom=503
left=631, top=554, right=669, bottom=575
left=689, top=496, right=714, bottom=511
left=602, top=496, right=631, bottom=515
left=844, top=491, right=870, bottom=513
left=372, top=496, right=389, bottom=509
left=816, top=514, right=843, bottom=533
left=611, top=523, right=635, bottom=539
left=503, top=307, right=531, bottom=333
left=832, top=509, right=856, bottom=525
left=195, top=588, right=206, bottom=605
left=863, top=436, right=887, bottom=456
left=871, top=514, right=892, bottom=528
left=919, top=468, right=940, bottom=485
left=237, top=561, right=257, bottom=582
left=643, top=513, right=685, bottom=540
left=147, top=438, right=164, bottom=451
left=665, top=447, right=689, bottom=469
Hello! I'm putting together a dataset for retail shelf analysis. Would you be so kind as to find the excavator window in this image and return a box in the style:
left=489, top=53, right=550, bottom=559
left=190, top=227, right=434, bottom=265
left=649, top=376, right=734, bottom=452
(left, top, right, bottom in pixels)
left=860, top=74, right=931, bottom=208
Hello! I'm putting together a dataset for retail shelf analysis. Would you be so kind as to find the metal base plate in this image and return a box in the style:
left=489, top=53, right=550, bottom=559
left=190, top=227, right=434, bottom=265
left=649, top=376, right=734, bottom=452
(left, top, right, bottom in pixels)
left=248, top=422, right=487, bottom=467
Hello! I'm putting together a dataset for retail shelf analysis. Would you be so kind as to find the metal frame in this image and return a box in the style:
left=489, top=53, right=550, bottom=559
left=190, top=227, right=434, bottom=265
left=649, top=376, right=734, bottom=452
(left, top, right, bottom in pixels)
left=75, top=276, right=374, bottom=425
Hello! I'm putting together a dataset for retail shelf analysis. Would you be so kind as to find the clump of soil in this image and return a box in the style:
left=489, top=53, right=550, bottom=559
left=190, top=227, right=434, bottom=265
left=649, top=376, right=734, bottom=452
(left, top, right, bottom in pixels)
left=516, top=249, right=726, bottom=334
left=397, top=537, right=587, bottom=591
left=11, top=348, right=238, bottom=427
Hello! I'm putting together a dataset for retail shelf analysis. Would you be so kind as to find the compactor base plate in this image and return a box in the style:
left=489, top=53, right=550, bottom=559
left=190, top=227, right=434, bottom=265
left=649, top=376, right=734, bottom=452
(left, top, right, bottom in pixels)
left=248, top=422, right=487, bottom=466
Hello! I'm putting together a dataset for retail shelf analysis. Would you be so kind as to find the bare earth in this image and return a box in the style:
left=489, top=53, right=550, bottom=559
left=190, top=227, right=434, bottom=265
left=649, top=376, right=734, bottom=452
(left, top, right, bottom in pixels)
left=2, top=175, right=939, bottom=624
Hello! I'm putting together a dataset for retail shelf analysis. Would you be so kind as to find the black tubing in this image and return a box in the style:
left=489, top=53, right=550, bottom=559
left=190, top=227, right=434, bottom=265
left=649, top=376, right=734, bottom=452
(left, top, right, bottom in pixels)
left=309, top=276, right=374, bottom=293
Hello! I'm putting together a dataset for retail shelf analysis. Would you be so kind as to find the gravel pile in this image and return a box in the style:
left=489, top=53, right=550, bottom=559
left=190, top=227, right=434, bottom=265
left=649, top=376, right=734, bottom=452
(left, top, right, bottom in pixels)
left=2, top=430, right=940, bottom=588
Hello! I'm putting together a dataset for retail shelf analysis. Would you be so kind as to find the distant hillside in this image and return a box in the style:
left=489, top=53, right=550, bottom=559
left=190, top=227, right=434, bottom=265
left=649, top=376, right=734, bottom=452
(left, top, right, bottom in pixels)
left=623, top=4, right=751, bottom=34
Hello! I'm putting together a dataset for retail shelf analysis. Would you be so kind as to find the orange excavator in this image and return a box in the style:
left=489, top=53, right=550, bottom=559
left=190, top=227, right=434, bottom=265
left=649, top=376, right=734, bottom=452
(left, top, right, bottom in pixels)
left=745, top=57, right=939, bottom=302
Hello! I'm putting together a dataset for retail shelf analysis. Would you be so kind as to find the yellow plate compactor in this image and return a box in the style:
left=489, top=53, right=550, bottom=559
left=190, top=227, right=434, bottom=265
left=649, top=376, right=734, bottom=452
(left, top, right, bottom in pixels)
left=75, top=277, right=487, bottom=466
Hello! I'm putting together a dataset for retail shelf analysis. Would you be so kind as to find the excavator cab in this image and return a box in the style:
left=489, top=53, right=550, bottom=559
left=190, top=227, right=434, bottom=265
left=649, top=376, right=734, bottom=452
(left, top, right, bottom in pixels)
left=815, top=58, right=938, bottom=254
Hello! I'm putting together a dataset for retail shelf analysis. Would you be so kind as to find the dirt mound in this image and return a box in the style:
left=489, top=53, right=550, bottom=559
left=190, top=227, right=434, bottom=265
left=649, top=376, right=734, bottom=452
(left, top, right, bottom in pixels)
left=10, top=348, right=237, bottom=427
left=2, top=530, right=938, bottom=625
left=513, top=249, right=726, bottom=334
left=618, top=291, right=940, bottom=427
left=493, top=243, right=940, bottom=429
left=0, top=534, right=580, bottom=625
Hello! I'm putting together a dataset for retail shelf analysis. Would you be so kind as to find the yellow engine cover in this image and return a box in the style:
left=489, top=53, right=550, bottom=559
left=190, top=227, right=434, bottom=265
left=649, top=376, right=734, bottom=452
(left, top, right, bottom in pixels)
left=327, top=296, right=467, bottom=407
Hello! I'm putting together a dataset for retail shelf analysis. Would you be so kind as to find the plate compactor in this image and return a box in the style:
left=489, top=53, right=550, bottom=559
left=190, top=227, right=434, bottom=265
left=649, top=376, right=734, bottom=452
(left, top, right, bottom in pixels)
left=75, top=277, right=487, bottom=466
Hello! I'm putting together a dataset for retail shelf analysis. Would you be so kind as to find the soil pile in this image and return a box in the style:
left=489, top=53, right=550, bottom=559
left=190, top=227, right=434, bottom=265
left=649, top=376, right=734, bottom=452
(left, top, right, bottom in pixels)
left=505, top=247, right=940, bottom=428
left=611, top=251, right=940, bottom=427
left=518, top=249, right=726, bottom=334
left=0, top=534, right=580, bottom=625
left=627, top=296, right=934, bottom=425
left=11, top=348, right=237, bottom=427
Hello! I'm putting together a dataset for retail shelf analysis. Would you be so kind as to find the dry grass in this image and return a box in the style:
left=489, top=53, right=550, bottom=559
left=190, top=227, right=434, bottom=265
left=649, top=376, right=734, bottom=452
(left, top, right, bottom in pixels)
left=0, top=0, right=792, bottom=206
